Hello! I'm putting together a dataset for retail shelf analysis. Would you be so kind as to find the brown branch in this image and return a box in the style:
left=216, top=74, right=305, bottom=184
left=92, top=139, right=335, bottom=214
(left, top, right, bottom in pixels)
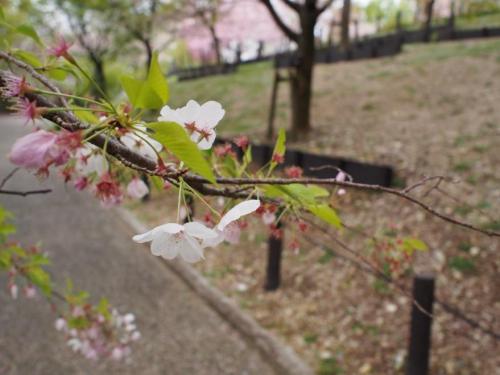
left=0, top=66, right=498, bottom=239
left=0, top=189, right=52, bottom=197
left=259, top=0, right=300, bottom=41
left=185, top=175, right=500, bottom=238
left=307, top=219, right=500, bottom=341
left=0, top=168, right=20, bottom=189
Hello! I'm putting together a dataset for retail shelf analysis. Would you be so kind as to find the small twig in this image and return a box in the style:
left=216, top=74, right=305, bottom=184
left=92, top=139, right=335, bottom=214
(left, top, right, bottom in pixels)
left=0, top=168, right=20, bottom=189
left=0, top=189, right=52, bottom=197
left=0, top=51, right=69, bottom=108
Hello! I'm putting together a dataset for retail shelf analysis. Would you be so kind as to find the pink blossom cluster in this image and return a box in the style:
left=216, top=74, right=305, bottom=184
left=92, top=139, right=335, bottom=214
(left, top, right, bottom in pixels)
left=6, top=266, right=37, bottom=300
left=9, top=128, right=149, bottom=207
left=55, top=307, right=140, bottom=361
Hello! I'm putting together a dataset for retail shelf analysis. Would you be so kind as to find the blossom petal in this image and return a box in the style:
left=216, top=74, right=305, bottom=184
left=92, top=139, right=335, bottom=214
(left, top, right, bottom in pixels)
left=217, top=200, right=261, bottom=231
left=196, top=131, right=217, bottom=150
left=179, top=235, right=205, bottom=263
left=196, top=101, right=225, bottom=129
left=132, top=229, right=155, bottom=243
left=157, top=223, right=184, bottom=234
left=184, top=222, right=218, bottom=239
left=150, top=231, right=172, bottom=257
left=176, top=100, right=200, bottom=124
left=202, top=231, right=225, bottom=248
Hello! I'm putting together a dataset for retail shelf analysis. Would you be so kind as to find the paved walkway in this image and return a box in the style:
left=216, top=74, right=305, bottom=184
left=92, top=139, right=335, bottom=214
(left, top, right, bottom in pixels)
left=0, top=116, right=276, bottom=375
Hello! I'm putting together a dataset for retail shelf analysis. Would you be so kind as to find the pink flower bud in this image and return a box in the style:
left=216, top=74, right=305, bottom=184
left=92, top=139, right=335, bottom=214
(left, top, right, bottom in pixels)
left=24, top=285, right=37, bottom=299
left=55, top=318, right=67, bottom=331
left=126, top=178, right=149, bottom=199
left=9, top=130, right=58, bottom=169
left=9, top=283, right=18, bottom=299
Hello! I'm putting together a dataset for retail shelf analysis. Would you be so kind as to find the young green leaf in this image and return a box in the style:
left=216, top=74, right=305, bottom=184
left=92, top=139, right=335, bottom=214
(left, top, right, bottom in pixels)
left=120, top=53, right=168, bottom=109
left=148, top=52, right=169, bottom=103
left=402, top=237, right=428, bottom=252
left=148, top=122, right=215, bottom=183
left=15, top=24, right=44, bottom=46
left=307, top=204, right=342, bottom=229
left=269, top=128, right=286, bottom=171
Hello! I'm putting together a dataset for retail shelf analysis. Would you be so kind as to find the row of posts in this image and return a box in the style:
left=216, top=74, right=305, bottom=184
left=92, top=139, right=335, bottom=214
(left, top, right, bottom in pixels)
left=265, top=224, right=435, bottom=375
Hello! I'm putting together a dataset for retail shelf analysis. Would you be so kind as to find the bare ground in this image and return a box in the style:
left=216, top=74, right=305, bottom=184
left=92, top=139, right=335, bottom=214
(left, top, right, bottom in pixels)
left=132, top=39, right=500, bottom=375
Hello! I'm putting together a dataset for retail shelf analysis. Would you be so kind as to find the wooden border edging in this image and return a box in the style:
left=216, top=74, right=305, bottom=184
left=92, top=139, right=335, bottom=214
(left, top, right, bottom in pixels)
left=117, top=207, right=314, bottom=375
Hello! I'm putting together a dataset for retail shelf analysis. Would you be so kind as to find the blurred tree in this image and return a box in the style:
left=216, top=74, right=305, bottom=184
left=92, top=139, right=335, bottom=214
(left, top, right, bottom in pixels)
left=260, top=0, right=335, bottom=139
left=180, top=0, right=234, bottom=65
left=114, top=0, right=176, bottom=73
left=53, top=0, right=127, bottom=95
left=340, top=0, right=351, bottom=48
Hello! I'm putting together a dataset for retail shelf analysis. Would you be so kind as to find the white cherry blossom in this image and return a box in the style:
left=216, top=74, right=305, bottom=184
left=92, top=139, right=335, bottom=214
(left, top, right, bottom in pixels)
left=158, top=100, right=225, bottom=150
left=203, top=200, right=261, bottom=248
left=133, top=222, right=218, bottom=263
left=75, top=146, right=108, bottom=177
left=120, top=125, right=162, bottom=160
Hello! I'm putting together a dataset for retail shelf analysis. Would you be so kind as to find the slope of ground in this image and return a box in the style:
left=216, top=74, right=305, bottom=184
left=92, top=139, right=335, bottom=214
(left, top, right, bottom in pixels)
left=133, top=38, right=500, bottom=374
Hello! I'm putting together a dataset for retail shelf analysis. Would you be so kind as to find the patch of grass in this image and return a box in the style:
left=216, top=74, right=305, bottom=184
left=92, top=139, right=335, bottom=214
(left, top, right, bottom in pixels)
left=454, top=205, right=473, bottom=217
left=303, top=333, right=318, bottom=344
left=457, top=242, right=472, bottom=253
left=481, top=220, right=500, bottom=231
left=318, top=249, right=336, bottom=264
left=202, top=265, right=234, bottom=279
left=318, top=357, right=343, bottom=375
left=453, top=161, right=473, bottom=172
left=361, top=102, right=376, bottom=111
left=449, top=256, right=476, bottom=273
left=373, top=279, right=391, bottom=295
left=472, top=144, right=488, bottom=153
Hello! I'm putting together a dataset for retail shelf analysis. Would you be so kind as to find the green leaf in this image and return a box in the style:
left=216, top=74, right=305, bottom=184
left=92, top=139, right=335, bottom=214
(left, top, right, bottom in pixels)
left=72, top=105, right=99, bottom=124
left=47, top=68, right=68, bottom=81
left=0, top=7, right=5, bottom=20
left=148, top=122, right=215, bottom=183
left=307, top=204, right=342, bottom=229
left=263, top=183, right=329, bottom=205
left=13, top=50, right=42, bottom=67
left=120, top=53, right=168, bottom=109
left=148, top=52, right=169, bottom=103
left=0, top=251, right=12, bottom=269
left=273, top=128, right=286, bottom=157
left=402, top=238, right=428, bottom=252
left=26, top=267, right=52, bottom=296
left=269, top=128, right=286, bottom=171
left=15, top=24, right=44, bottom=46
left=150, top=175, right=164, bottom=192
left=121, top=76, right=162, bottom=109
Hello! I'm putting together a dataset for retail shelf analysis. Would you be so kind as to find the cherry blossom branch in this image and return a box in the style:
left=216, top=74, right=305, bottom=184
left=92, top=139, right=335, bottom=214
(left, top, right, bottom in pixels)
left=0, top=51, right=69, bottom=108
left=0, top=67, right=498, bottom=238
left=0, top=168, right=52, bottom=196
left=307, top=220, right=500, bottom=341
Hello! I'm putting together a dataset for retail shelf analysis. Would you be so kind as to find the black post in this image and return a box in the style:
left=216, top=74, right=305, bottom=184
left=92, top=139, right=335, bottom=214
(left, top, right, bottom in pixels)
left=406, top=274, right=435, bottom=375
left=264, top=221, right=283, bottom=291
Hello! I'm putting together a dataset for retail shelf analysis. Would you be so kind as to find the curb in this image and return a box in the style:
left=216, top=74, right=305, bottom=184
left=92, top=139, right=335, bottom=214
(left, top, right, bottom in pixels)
left=117, top=207, right=314, bottom=375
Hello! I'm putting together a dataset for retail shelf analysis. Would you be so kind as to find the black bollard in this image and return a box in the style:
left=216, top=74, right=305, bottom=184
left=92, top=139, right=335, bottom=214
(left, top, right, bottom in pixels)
left=406, top=274, right=435, bottom=375
left=264, top=221, right=283, bottom=291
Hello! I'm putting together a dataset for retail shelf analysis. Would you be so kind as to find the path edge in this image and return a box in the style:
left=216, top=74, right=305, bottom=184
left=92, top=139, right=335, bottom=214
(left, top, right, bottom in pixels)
left=117, top=207, right=314, bottom=375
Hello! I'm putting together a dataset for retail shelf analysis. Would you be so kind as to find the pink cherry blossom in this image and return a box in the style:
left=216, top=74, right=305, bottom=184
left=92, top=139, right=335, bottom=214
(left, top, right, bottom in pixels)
left=126, top=178, right=149, bottom=199
left=9, top=130, right=58, bottom=169
left=0, top=73, right=31, bottom=97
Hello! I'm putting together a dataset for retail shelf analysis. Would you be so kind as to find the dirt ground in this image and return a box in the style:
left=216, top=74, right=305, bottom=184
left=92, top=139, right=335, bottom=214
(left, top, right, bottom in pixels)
left=131, top=39, right=500, bottom=374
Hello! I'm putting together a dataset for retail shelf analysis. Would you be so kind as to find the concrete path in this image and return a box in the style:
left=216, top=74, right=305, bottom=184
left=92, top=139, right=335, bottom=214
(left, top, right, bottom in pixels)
left=0, top=116, right=276, bottom=375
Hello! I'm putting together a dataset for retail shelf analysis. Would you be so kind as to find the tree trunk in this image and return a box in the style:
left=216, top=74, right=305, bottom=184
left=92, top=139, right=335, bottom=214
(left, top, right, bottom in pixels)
left=208, top=25, right=222, bottom=65
left=289, top=9, right=316, bottom=140
left=341, top=0, right=351, bottom=49
left=423, top=0, right=435, bottom=42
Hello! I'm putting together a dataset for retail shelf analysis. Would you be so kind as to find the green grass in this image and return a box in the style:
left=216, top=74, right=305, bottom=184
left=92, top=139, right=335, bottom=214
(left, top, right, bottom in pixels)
left=167, top=62, right=274, bottom=135
left=164, top=39, right=500, bottom=137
